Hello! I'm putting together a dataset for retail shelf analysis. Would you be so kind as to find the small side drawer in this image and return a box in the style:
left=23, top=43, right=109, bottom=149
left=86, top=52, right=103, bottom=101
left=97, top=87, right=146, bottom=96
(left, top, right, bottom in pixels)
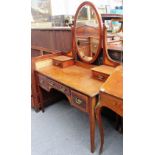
left=92, top=71, right=109, bottom=82
left=38, top=74, right=50, bottom=91
left=71, top=90, right=88, bottom=112
left=100, top=93, right=123, bottom=116
left=53, top=59, right=74, bottom=68
left=53, top=60, right=62, bottom=67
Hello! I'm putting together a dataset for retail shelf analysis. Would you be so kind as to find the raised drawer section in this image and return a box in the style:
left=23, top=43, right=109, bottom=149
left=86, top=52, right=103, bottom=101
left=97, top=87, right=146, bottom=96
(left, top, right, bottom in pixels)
left=38, top=74, right=50, bottom=92
left=53, top=59, right=74, bottom=68
left=100, top=92, right=123, bottom=116
left=52, top=60, right=62, bottom=67
left=91, top=65, right=115, bottom=82
left=71, top=90, right=88, bottom=112
left=92, top=71, right=109, bottom=81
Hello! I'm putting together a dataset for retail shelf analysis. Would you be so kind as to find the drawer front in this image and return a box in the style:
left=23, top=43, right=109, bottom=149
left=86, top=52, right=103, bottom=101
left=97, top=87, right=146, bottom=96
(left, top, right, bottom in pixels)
left=100, top=93, right=123, bottom=116
left=53, top=60, right=62, bottom=67
left=53, top=60, right=74, bottom=68
left=47, top=80, right=70, bottom=96
left=38, top=74, right=50, bottom=91
left=92, top=71, right=109, bottom=81
left=71, top=90, right=88, bottom=112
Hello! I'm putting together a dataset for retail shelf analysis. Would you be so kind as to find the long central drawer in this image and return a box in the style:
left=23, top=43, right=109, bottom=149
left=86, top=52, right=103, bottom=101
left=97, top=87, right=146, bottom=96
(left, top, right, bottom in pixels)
left=38, top=73, right=71, bottom=96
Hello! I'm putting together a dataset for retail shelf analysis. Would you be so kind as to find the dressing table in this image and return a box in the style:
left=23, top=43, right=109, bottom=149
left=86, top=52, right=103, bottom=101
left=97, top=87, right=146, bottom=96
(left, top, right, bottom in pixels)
left=33, top=1, right=122, bottom=153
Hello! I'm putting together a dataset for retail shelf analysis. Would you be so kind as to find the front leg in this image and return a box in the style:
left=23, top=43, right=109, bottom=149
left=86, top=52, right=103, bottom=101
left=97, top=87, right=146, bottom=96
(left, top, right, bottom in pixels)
left=34, top=72, right=44, bottom=112
left=96, top=104, right=104, bottom=153
left=38, top=87, right=44, bottom=112
left=89, top=97, right=96, bottom=153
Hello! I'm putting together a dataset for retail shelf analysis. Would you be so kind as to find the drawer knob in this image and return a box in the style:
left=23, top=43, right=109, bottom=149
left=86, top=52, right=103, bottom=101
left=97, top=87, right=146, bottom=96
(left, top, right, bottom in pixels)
left=75, top=97, right=82, bottom=105
left=48, top=82, right=54, bottom=86
left=98, top=75, right=104, bottom=80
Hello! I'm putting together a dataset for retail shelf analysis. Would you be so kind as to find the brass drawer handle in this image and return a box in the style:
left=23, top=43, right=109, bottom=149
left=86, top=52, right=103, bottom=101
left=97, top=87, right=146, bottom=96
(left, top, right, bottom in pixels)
left=48, top=81, right=54, bottom=86
left=75, top=97, right=82, bottom=105
left=98, top=75, right=104, bottom=80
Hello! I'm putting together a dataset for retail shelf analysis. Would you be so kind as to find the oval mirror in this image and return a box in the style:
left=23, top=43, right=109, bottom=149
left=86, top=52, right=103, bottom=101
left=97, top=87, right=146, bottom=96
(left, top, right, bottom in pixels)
left=74, top=2, right=102, bottom=63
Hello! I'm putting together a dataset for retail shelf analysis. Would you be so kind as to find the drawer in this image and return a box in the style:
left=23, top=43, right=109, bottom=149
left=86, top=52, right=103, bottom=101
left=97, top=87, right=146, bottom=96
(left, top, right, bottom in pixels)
left=91, top=65, right=115, bottom=82
left=38, top=74, right=50, bottom=92
left=71, top=90, right=88, bottom=112
left=100, top=93, right=123, bottom=116
left=53, top=60, right=62, bottom=67
left=53, top=59, right=74, bottom=68
left=92, top=71, right=109, bottom=82
left=47, top=80, right=70, bottom=96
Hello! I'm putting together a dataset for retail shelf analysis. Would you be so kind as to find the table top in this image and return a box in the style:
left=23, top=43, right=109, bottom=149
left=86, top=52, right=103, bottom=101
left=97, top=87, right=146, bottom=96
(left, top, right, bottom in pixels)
left=36, top=63, right=104, bottom=97
left=100, top=65, right=123, bottom=99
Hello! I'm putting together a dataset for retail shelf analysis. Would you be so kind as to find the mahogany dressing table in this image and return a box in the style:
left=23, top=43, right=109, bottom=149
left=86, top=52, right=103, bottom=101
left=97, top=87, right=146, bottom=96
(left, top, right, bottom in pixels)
left=33, top=1, right=123, bottom=153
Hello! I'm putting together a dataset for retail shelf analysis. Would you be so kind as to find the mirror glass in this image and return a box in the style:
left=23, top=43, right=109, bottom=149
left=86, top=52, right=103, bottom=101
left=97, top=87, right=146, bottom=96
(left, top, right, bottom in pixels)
left=106, top=19, right=123, bottom=63
left=75, top=4, right=101, bottom=63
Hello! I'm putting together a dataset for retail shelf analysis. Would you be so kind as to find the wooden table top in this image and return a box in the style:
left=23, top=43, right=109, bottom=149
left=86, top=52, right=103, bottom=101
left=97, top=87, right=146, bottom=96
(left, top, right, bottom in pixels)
left=100, top=65, right=123, bottom=99
left=36, top=64, right=104, bottom=97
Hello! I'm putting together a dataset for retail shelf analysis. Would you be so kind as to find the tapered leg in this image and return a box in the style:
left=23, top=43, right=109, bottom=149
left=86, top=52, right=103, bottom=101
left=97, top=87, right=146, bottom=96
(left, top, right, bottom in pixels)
left=34, top=72, right=44, bottom=112
left=40, top=92, right=44, bottom=112
left=38, top=87, right=44, bottom=112
left=96, top=105, right=104, bottom=153
left=115, top=114, right=120, bottom=130
left=119, top=117, right=123, bottom=133
left=89, top=98, right=96, bottom=153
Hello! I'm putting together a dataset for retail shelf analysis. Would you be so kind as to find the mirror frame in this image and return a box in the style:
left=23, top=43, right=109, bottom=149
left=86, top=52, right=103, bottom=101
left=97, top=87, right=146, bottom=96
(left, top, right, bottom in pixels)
left=74, top=1, right=103, bottom=63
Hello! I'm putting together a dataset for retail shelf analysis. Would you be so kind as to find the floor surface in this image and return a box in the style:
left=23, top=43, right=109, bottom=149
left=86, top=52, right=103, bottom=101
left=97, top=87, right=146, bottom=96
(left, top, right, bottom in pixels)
left=31, top=99, right=123, bottom=155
